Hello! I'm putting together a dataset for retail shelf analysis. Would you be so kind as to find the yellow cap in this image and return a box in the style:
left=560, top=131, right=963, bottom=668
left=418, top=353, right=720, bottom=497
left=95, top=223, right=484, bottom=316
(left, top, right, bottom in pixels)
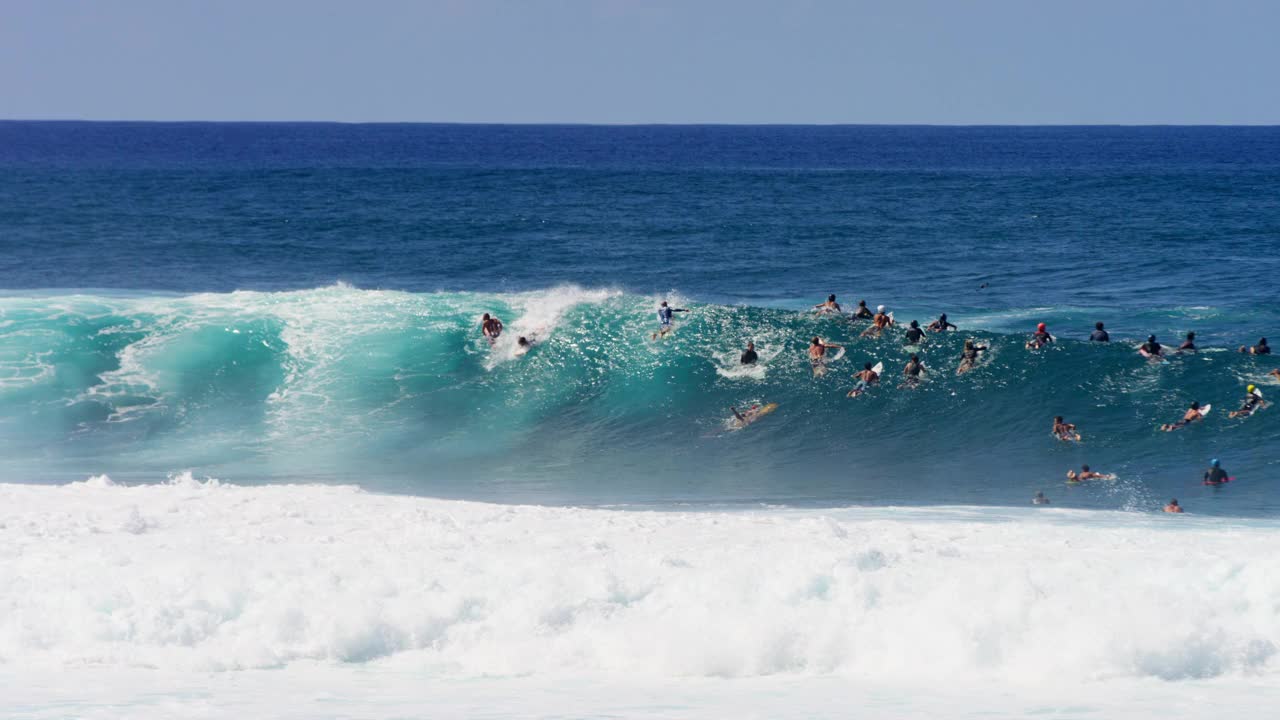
left=1248, top=384, right=1257, bottom=393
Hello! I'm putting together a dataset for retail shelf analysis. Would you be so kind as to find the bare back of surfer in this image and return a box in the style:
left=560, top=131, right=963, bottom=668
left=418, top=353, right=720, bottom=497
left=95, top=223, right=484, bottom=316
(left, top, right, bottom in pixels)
left=814, top=294, right=842, bottom=315
left=808, top=336, right=842, bottom=375
left=957, top=339, right=987, bottom=375
left=1053, top=416, right=1081, bottom=442
left=860, top=306, right=893, bottom=338
left=481, top=313, right=504, bottom=343
left=1161, top=401, right=1204, bottom=431
left=847, top=362, right=880, bottom=397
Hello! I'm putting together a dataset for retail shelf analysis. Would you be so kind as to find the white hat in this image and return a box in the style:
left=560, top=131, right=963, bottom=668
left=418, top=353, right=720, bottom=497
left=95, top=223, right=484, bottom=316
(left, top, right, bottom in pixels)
left=877, top=305, right=886, bottom=313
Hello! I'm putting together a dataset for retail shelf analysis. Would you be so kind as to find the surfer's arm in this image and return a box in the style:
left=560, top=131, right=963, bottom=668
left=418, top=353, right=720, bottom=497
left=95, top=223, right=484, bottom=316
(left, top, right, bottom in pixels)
left=730, top=407, right=745, bottom=422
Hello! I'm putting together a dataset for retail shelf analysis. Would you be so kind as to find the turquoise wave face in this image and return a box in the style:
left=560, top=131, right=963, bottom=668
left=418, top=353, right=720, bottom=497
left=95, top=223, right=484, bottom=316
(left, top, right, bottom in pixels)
left=1, top=286, right=1276, bottom=515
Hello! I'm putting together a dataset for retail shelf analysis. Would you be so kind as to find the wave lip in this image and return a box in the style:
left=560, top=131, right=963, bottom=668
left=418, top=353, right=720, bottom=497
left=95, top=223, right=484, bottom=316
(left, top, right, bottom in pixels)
left=1, top=478, right=1278, bottom=682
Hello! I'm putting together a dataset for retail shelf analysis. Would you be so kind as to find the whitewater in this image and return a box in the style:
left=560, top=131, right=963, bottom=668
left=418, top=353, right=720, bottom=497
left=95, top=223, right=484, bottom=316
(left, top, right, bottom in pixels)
left=3, top=474, right=1279, bottom=718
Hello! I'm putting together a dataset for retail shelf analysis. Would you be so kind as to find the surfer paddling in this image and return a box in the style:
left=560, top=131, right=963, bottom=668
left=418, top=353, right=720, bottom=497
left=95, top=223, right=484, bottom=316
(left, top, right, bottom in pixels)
left=1160, top=401, right=1206, bottom=431
left=901, top=354, right=925, bottom=388
left=1240, top=337, right=1271, bottom=355
left=956, top=339, right=987, bottom=375
left=740, top=341, right=758, bottom=365
left=927, top=313, right=957, bottom=332
left=480, top=313, right=504, bottom=343
left=903, top=320, right=925, bottom=346
left=1229, top=385, right=1266, bottom=418
left=730, top=404, right=773, bottom=428
left=813, top=294, right=842, bottom=314
left=808, top=336, right=843, bottom=375
left=651, top=301, right=689, bottom=340
left=852, top=300, right=874, bottom=320
left=1026, top=322, right=1053, bottom=350
left=1066, top=464, right=1113, bottom=481
left=1178, top=332, right=1196, bottom=352
left=1052, top=416, right=1081, bottom=442
left=860, top=305, right=894, bottom=338
left=847, top=361, right=880, bottom=397
left=1139, top=335, right=1165, bottom=360
left=1164, top=499, right=1184, bottom=513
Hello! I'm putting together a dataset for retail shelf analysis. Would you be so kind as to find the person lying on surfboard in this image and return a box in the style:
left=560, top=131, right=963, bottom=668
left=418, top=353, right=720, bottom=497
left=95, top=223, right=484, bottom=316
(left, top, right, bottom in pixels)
left=1139, top=335, right=1164, bottom=359
left=515, top=336, right=536, bottom=355
left=1032, top=492, right=1050, bottom=505
left=1026, top=323, right=1053, bottom=349
left=1239, top=337, right=1270, bottom=355
left=852, top=300, right=874, bottom=320
left=730, top=404, right=770, bottom=427
left=1178, top=332, right=1196, bottom=352
left=651, top=301, right=689, bottom=340
left=928, top=313, right=957, bottom=332
left=1066, top=464, right=1113, bottom=481
left=1160, top=401, right=1206, bottom=431
left=1229, top=385, right=1265, bottom=418
left=740, top=341, right=758, bottom=365
left=1052, top=416, right=1081, bottom=442
left=1164, top=499, right=1184, bottom=513
left=956, top=339, right=987, bottom=374
left=847, top=362, right=880, bottom=397
left=860, top=306, right=894, bottom=337
left=1203, top=459, right=1230, bottom=485
left=903, top=320, right=925, bottom=345
left=813, top=294, right=842, bottom=314
left=901, top=354, right=925, bottom=388
left=808, top=337, right=842, bottom=364
left=480, top=313, right=504, bottom=342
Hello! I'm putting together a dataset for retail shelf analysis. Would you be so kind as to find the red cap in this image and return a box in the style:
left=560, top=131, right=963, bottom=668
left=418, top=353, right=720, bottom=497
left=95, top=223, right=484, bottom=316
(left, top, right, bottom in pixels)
left=1037, top=322, right=1047, bottom=331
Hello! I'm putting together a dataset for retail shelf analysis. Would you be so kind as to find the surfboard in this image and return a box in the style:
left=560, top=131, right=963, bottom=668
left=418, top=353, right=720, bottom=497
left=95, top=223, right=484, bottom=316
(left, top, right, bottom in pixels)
left=1200, top=404, right=1213, bottom=417
left=730, top=402, right=778, bottom=430
left=827, top=347, right=847, bottom=363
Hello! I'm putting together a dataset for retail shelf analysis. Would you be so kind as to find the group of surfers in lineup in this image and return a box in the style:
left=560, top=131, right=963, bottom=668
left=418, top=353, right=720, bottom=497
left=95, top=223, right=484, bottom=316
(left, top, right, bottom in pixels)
left=480, top=297, right=1274, bottom=512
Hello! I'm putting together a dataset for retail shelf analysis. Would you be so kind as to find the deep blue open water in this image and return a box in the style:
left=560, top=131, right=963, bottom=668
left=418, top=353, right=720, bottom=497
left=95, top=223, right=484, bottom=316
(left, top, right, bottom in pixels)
left=1, top=122, right=1278, bottom=514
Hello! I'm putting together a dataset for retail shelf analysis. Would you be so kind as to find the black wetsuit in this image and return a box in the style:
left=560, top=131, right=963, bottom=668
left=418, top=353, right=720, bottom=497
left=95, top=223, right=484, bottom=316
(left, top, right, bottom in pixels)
left=1141, top=341, right=1163, bottom=355
left=904, top=327, right=925, bottom=344
left=1032, top=331, right=1052, bottom=346
left=854, top=306, right=873, bottom=319
left=740, top=349, right=758, bottom=365
left=1205, top=467, right=1229, bottom=484
left=1090, top=329, right=1110, bottom=342
left=1255, top=344, right=1271, bottom=355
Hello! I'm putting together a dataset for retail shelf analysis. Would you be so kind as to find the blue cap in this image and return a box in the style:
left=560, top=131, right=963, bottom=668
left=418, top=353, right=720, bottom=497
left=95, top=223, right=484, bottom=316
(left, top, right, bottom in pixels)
left=1211, top=458, right=1220, bottom=467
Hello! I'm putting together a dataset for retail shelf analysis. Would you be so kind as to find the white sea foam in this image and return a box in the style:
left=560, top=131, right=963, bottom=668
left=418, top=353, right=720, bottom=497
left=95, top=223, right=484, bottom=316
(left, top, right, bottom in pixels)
left=1, top=478, right=1279, bottom=716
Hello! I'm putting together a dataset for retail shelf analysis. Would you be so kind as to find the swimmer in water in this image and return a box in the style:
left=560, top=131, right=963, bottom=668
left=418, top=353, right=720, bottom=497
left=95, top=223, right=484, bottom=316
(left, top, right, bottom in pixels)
left=901, top=354, right=925, bottom=388
left=956, top=338, right=988, bottom=375
left=1052, top=416, right=1081, bottom=442
left=1032, top=491, right=1050, bottom=505
left=903, top=320, right=926, bottom=346
left=1066, top=464, right=1113, bottom=481
left=651, top=301, right=690, bottom=340
left=814, top=294, right=842, bottom=314
left=1229, top=384, right=1266, bottom=418
left=1026, top=322, right=1053, bottom=350
left=1164, top=499, right=1184, bottom=513
left=481, top=313, right=504, bottom=343
left=514, top=336, right=536, bottom=356
left=740, top=341, right=758, bottom=365
left=1161, top=401, right=1205, bottom=431
left=847, top=361, right=880, bottom=397
left=1271, top=368, right=1280, bottom=381
left=853, top=300, right=874, bottom=320
left=927, top=313, right=957, bottom=332
left=1089, top=322, right=1109, bottom=342
left=1203, top=458, right=1229, bottom=485
left=860, top=305, right=894, bottom=338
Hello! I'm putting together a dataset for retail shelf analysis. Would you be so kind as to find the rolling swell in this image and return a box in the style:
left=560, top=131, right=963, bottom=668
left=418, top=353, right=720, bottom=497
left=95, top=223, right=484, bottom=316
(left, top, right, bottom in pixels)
left=0, top=285, right=1276, bottom=514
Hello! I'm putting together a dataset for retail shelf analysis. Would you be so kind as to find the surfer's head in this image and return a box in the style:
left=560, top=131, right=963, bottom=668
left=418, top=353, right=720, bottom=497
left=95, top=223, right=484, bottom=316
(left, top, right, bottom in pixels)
left=1211, top=458, right=1220, bottom=467
left=1186, top=331, right=1195, bottom=339
left=1169, top=498, right=1179, bottom=506
left=1082, top=465, right=1091, bottom=472
left=877, top=305, right=886, bottom=313
left=828, top=294, right=836, bottom=302
left=1054, top=416, right=1064, bottom=423
left=482, top=313, right=490, bottom=320
left=858, top=300, right=867, bottom=307
left=1261, top=338, right=1269, bottom=346
left=747, top=341, right=755, bottom=350
left=517, top=337, right=529, bottom=346
left=1096, top=322, right=1104, bottom=330
left=910, top=320, right=919, bottom=329
left=1148, top=335, right=1156, bottom=343
left=910, top=354, right=919, bottom=362
left=660, top=301, right=668, bottom=307
left=964, top=339, right=974, bottom=348
left=1248, top=384, right=1257, bottom=393
left=864, top=362, right=873, bottom=371
left=1191, top=401, right=1201, bottom=410
left=1037, top=322, right=1047, bottom=332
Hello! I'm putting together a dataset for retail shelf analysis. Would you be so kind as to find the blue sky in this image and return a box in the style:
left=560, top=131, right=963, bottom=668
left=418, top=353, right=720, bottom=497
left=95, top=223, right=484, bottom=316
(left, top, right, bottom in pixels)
left=2, top=0, right=1277, bottom=124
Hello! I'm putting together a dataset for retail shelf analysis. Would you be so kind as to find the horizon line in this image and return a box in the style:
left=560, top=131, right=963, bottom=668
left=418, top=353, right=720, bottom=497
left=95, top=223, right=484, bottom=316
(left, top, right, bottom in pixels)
left=4, top=118, right=1280, bottom=129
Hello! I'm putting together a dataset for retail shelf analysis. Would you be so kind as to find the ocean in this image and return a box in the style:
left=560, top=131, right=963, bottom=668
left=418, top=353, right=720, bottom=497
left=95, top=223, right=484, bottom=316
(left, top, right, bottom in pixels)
left=2, top=122, right=1279, bottom=717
